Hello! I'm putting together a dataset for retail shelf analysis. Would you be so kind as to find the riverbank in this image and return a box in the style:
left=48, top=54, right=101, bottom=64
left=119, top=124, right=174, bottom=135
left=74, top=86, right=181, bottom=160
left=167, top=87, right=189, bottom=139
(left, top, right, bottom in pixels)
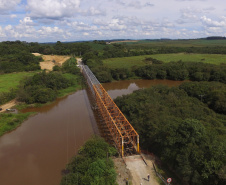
left=0, top=88, right=96, bottom=185
left=0, top=73, right=84, bottom=137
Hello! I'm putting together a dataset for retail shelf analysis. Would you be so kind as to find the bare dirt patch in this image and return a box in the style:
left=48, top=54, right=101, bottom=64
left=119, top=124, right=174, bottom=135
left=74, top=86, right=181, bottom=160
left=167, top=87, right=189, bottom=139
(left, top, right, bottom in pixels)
left=124, top=155, right=160, bottom=185
left=113, top=157, right=132, bottom=185
left=32, top=53, right=70, bottom=71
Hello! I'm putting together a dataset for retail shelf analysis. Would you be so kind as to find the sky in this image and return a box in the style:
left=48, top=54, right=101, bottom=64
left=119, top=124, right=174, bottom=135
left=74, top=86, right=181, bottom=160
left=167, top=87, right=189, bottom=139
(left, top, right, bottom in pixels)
left=0, top=0, right=225, bottom=42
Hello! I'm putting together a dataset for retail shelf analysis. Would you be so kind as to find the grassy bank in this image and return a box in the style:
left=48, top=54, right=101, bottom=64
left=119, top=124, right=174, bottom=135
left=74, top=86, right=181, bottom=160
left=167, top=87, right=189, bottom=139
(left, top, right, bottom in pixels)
left=0, top=72, right=84, bottom=137
left=103, top=53, right=226, bottom=69
left=0, top=72, right=37, bottom=93
left=0, top=112, right=35, bottom=137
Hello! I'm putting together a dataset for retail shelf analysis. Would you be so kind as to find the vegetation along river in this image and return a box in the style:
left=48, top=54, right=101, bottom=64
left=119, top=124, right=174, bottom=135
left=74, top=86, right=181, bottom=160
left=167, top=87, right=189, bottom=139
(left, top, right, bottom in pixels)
left=0, top=79, right=185, bottom=185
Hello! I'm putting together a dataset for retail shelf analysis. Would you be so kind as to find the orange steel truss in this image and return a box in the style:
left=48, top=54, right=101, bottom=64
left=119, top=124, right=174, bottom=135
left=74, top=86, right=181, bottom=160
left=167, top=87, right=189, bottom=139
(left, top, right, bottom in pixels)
left=82, top=65, right=139, bottom=156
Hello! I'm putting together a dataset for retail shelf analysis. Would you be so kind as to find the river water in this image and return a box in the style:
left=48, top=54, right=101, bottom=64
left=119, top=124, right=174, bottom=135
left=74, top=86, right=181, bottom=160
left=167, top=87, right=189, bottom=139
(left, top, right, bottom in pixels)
left=0, top=79, right=185, bottom=185
left=102, top=79, right=186, bottom=99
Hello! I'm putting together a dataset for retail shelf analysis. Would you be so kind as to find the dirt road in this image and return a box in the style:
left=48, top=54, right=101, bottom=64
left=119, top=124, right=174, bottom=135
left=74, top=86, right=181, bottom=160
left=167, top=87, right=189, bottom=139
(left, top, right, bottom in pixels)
left=124, top=155, right=159, bottom=185
left=0, top=99, right=17, bottom=113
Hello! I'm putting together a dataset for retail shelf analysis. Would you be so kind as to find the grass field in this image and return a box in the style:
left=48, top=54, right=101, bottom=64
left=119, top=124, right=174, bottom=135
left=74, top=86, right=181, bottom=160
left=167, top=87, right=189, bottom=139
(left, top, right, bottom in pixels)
left=152, top=53, right=226, bottom=65
left=103, top=56, right=147, bottom=68
left=0, top=72, right=36, bottom=93
left=103, top=53, right=226, bottom=68
left=122, top=39, right=226, bottom=47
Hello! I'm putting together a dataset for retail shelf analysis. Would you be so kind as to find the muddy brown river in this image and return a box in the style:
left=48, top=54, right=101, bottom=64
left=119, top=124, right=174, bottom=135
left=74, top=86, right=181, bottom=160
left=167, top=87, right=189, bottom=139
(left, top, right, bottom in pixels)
left=0, top=79, right=185, bottom=185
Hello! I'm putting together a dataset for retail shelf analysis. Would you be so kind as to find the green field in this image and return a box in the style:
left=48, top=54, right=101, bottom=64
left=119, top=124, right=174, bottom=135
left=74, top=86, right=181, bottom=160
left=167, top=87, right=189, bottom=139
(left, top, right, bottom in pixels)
left=0, top=72, right=37, bottom=93
left=103, top=53, right=226, bottom=68
left=152, top=53, right=226, bottom=64
left=118, top=39, right=226, bottom=47
left=103, top=56, right=147, bottom=68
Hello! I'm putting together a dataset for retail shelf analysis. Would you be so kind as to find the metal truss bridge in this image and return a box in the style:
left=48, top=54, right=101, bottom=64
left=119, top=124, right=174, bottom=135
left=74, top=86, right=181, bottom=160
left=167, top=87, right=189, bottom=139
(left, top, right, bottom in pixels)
left=82, top=65, right=139, bottom=157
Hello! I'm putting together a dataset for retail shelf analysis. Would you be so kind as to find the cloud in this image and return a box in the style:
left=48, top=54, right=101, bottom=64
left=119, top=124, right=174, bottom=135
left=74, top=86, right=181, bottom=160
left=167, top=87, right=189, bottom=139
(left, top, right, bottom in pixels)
left=0, top=0, right=21, bottom=14
left=0, top=26, right=6, bottom=37
left=201, top=16, right=226, bottom=27
left=176, top=6, right=206, bottom=24
left=145, top=3, right=154, bottom=7
left=108, top=0, right=154, bottom=9
left=19, top=17, right=35, bottom=26
left=26, top=0, right=80, bottom=19
left=38, top=26, right=64, bottom=36
left=80, top=7, right=106, bottom=16
left=128, top=1, right=144, bottom=9
left=203, top=7, right=215, bottom=11
left=176, top=0, right=207, bottom=1
left=10, top=14, right=17, bottom=18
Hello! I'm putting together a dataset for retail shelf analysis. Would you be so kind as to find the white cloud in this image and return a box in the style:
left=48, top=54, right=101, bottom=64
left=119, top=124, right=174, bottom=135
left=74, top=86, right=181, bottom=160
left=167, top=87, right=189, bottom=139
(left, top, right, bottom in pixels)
left=128, top=1, right=144, bottom=9
left=19, top=17, right=34, bottom=25
left=145, top=3, right=154, bottom=7
left=0, top=26, right=6, bottom=37
left=80, top=7, right=106, bottom=16
left=0, top=0, right=21, bottom=14
left=10, top=14, right=17, bottom=18
left=27, top=0, right=80, bottom=19
left=176, top=0, right=207, bottom=1
left=38, top=26, right=64, bottom=35
left=0, top=0, right=225, bottom=42
left=201, top=16, right=226, bottom=27
left=109, top=19, right=127, bottom=31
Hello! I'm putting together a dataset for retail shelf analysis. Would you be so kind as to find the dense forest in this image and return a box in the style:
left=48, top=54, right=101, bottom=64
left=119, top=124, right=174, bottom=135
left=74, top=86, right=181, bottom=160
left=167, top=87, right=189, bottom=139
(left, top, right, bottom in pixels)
left=115, top=85, right=226, bottom=185
left=61, top=136, right=117, bottom=185
left=0, top=41, right=42, bottom=73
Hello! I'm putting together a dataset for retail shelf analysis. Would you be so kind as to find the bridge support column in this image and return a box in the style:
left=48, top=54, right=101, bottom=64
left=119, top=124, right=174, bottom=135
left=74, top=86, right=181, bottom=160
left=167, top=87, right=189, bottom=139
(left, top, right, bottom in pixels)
left=137, top=135, right=140, bottom=153
left=122, top=137, right=124, bottom=157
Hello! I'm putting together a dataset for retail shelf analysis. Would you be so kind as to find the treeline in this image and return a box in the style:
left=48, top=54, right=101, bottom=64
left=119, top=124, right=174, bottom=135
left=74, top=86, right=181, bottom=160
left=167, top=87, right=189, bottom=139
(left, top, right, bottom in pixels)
left=83, top=54, right=226, bottom=84
left=135, top=61, right=226, bottom=83
left=53, top=57, right=80, bottom=74
left=29, top=41, right=92, bottom=56
left=115, top=85, right=226, bottom=185
left=61, top=136, right=117, bottom=185
left=0, top=41, right=41, bottom=73
left=101, top=44, right=226, bottom=59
